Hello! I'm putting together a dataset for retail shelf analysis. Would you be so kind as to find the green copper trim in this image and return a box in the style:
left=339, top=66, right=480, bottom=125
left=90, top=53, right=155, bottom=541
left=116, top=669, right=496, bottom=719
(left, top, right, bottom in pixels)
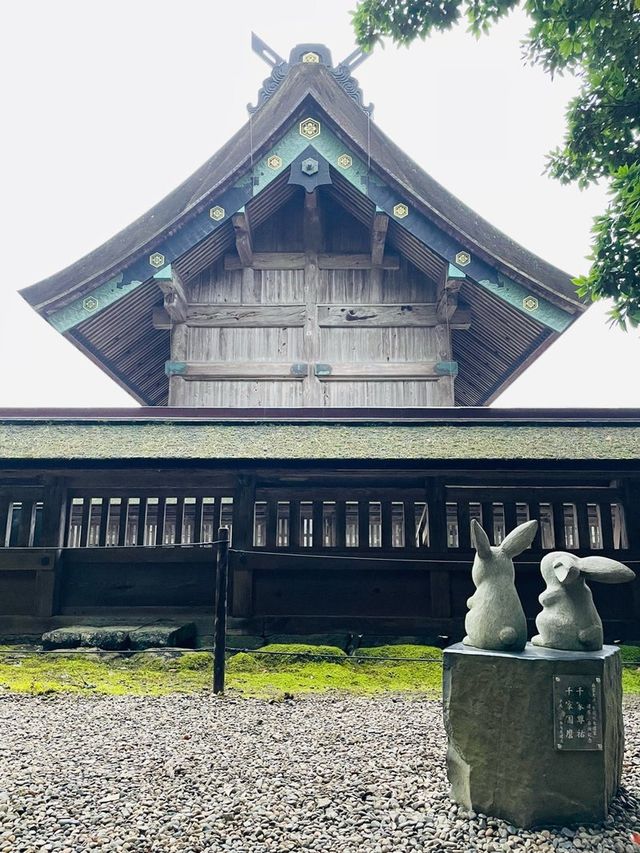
left=477, top=274, right=570, bottom=333
left=48, top=113, right=574, bottom=336
left=165, top=361, right=187, bottom=376
left=50, top=273, right=142, bottom=333
left=448, top=264, right=466, bottom=279
left=435, top=361, right=459, bottom=377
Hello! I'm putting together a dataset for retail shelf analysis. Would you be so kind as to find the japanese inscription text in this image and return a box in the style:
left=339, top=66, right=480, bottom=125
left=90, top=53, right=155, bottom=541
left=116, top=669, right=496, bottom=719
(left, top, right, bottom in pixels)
left=553, top=675, right=602, bottom=751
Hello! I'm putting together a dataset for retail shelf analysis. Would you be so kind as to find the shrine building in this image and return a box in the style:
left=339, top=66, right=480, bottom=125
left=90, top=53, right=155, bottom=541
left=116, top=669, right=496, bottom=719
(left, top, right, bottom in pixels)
left=1, top=40, right=638, bottom=643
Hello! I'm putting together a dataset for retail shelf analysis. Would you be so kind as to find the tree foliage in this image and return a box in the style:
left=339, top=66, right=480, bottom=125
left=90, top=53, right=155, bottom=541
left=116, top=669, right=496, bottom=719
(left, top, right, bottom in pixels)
left=353, top=0, right=640, bottom=327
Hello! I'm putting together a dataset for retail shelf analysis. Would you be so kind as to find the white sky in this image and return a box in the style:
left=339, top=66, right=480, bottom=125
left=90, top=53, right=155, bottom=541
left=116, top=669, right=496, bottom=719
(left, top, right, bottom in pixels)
left=1, top=0, right=638, bottom=408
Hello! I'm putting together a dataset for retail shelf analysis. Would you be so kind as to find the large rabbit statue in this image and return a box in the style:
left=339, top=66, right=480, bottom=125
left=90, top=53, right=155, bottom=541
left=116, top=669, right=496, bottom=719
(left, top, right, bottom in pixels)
left=532, top=552, right=635, bottom=651
left=463, top=518, right=538, bottom=652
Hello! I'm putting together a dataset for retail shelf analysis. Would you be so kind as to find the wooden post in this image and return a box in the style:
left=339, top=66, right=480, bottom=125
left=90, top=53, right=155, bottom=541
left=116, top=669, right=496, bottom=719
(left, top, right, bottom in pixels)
left=213, top=526, right=230, bottom=695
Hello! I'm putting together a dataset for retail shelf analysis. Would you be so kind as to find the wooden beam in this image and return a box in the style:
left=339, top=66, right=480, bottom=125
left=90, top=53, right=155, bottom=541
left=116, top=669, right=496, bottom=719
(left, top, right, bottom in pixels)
left=313, top=362, right=447, bottom=380
left=166, top=361, right=309, bottom=381
left=232, top=212, right=253, bottom=267
left=156, top=267, right=188, bottom=323
left=318, top=253, right=399, bottom=270
left=371, top=213, right=389, bottom=267
left=318, top=303, right=471, bottom=329
left=152, top=307, right=171, bottom=330
left=224, top=252, right=400, bottom=271
left=186, top=304, right=306, bottom=328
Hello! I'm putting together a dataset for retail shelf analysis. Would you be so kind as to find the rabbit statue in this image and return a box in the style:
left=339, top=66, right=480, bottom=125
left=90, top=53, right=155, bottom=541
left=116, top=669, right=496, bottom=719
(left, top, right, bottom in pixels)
left=532, top=552, right=635, bottom=651
left=463, top=518, right=538, bottom=652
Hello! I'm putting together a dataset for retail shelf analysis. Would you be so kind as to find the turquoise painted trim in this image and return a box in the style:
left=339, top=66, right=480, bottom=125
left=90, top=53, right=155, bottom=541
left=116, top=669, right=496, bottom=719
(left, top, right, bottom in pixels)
left=435, top=361, right=459, bottom=377
left=153, top=265, right=172, bottom=282
left=165, top=361, right=187, bottom=376
left=49, top=111, right=573, bottom=336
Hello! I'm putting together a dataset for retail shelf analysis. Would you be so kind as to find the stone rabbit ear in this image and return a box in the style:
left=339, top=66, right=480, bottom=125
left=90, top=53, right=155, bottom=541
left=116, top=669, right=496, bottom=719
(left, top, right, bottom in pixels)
left=575, top=556, right=636, bottom=584
left=470, top=519, right=492, bottom=559
left=500, top=519, right=538, bottom=558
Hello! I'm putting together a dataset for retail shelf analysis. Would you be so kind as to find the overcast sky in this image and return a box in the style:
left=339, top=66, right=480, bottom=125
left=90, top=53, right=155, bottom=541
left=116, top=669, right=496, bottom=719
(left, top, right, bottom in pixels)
left=1, top=0, right=638, bottom=408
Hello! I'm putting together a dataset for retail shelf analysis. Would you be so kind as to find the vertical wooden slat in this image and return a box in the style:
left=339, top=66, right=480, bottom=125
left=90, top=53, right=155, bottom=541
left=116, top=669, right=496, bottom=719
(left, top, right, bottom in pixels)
left=335, top=500, right=346, bottom=549
left=381, top=500, right=393, bottom=550
left=98, top=498, right=110, bottom=547
left=289, top=499, right=300, bottom=549
left=117, top=498, right=129, bottom=547
left=211, top=498, right=223, bottom=540
left=426, top=479, right=447, bottom=553
left=0, top=496, right=10, bottom=547
left=576, top=502, right=590, bottom=551
left=552, top=502, right=566, bottom=550
left=78, top=499, right=91, bottom=548
left=193, top=496, right=203, bottom=545
left=358, top=501, right=370, bottom=551
left=529, top=502, right=542, bottom=550
left=481, top=502, right=494, bottom=543
left=266, top=500, right=278, bottom=549
left=599, top=501, right=613, bottom=551
left=504, top=502, right=518, bottom=538
left=155, top=497, right=166, bottom=545
left=136, top=497, right=148, bottom=547
left=174, top=497, right=185, bottom=545
left=313, top=501, right=324, bottom=549
left=404, top=500, right=416, bottom=550
left=457, top=501, right=471, bottom=550
left=40, top=480, right=67, bottom=548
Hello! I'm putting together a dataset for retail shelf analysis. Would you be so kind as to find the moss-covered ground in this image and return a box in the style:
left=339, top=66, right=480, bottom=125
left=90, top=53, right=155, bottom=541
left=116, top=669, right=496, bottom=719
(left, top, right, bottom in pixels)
left=0, top=643, right=638, bottom=698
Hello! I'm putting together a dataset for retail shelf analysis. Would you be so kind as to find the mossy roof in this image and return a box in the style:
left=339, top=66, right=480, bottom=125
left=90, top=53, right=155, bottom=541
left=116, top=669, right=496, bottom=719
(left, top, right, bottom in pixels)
left=0, top=421, right=638, bottom=461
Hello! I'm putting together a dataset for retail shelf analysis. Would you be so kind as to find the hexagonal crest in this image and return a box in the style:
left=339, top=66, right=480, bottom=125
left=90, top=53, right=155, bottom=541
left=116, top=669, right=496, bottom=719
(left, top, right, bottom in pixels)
left=393, top=203, right=409, bottom=219
left=209, top=205, right=225, bottom=221
left=82, top=296, right=98, bottom=312
left=523, top=295, right=539, bottom=312
left=299, top=117, right=321, bottom=139
left=301, top=158, right=319, bottom=175
left=267, top=155, right=282, bottom=170
left=149, top=252, right=166, bottom=269
left=337, top=154, right=353, bottom=169
left=455, top=251, right=471, bottom=267
left=302, top=51, right=320, bottom=63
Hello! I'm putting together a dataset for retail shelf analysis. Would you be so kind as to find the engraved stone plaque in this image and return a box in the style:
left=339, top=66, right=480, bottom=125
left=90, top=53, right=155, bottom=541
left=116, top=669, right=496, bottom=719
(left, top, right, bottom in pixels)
left=553, top=675, right=602, bottom=751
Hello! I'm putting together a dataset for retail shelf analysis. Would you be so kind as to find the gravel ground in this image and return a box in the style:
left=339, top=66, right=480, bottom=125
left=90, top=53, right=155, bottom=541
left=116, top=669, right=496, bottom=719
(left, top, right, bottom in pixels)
left=0, top=694, right=639, bottom=853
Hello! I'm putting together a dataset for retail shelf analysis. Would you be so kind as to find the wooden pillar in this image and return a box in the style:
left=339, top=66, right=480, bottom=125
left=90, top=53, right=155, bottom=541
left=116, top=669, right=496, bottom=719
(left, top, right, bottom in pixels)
left=426, top=477, right=451, bottom=618
left=37, top=479, right=68, bottom=618
left=231, top=475, right=256, bottom=617
left=168, top=322, right=188, bottom=405
left=303, top=190, right=323, bottom=406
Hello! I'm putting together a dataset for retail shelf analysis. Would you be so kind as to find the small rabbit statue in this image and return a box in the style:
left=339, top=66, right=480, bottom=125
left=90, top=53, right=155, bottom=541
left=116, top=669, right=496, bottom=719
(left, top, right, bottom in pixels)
left=532, top=552, right=635, bottom=651
left=463, top=518, right=538, bottom=652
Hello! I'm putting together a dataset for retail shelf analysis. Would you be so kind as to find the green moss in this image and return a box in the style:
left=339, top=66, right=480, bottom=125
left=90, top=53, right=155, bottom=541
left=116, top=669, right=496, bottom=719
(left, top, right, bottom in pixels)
left=0, top=644, right=639, bottom=699
left=356, top=644, right=443, bottom=660
left=619, top=644, right=640, bottom=662
left=1, top=422, right=639, bottom=461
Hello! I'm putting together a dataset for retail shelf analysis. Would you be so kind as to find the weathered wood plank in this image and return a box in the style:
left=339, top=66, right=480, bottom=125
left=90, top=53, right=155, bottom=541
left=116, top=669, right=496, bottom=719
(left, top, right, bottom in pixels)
left=225, top=252, right=305, bottom=270
left=318, top=253, right=399, bottom=270
left=224, top=253, right=400, bottom=271
left=176, top=362, right=308, bottom=380
left=318, top=304, right=471, bottom=328
left=186, top=305, right=306, bottom=327
left=314, top=362, right=441, bottom=380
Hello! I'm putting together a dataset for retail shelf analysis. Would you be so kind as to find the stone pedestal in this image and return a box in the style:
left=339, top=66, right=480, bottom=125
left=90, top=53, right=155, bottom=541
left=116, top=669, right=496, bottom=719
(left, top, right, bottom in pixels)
left=443, top=643, right=623, bottom=828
